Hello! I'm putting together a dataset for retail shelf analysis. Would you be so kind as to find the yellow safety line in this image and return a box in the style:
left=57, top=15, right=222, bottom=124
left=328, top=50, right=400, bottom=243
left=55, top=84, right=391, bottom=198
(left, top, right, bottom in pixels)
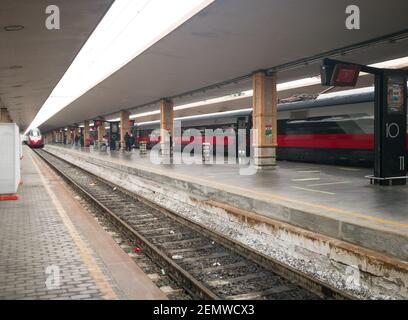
left=29, top=151, right=117, bottom=300
left=54, top=146, right=408, bottom=229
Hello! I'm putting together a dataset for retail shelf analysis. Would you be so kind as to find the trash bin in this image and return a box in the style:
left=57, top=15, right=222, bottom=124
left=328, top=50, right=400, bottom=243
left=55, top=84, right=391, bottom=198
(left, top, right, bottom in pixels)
left=140, top=141, right=147, bottom=155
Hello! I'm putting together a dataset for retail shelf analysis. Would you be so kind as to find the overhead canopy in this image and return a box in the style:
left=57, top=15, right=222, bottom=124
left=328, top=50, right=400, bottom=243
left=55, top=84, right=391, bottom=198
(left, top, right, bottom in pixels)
left=0, top=0, right=113, bottom=130
left=1, top=0, right=407, bottom=132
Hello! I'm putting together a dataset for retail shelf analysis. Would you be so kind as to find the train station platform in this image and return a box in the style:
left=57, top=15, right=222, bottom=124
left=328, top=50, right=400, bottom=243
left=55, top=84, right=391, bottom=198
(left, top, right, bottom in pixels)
left=44, top=144, right=408, bottom=263
left=0, top=146, right=166, bottom=300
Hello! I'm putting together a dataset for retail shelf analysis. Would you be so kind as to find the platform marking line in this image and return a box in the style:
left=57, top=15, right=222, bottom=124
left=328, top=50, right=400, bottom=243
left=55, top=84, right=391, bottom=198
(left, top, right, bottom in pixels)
left=29, top=151, right=117, bottom=300
left=296, top=170, right=321, bottom=174
left=291, top=186, right=335, bottom=195
left=337, top=167, right=361, bottom=172
left=291, top=178, right=321, bottom=182
left=307, top=181, right=351, bottom=187
left=49, top=146, right=408, bottom=229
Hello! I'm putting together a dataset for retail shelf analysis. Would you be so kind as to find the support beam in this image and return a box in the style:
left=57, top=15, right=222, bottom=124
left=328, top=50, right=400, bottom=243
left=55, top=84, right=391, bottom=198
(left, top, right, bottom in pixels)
left=252, top=72, right=278, bottom=170
left=160, top=99, right=174, bottom=156
left=119, top=111, right=130, bottom=150
left=84, top=121, right=90, bottom=147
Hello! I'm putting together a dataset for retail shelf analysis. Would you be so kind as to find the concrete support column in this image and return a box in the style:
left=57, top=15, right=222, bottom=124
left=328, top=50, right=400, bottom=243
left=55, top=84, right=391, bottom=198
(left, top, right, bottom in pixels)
left=97, top=121, right=105, bottom=145
left=73, top=127, right=79, bottom=145
left=66, top=128, right=72, bottom=145
left=84, top=121, right=90, bottom=147
left=160, top=99, right=174, bottom=156
left=252, top=72, right=278, bottom=170
left=119, top=111, right=130, bottom=150
left=0, top=108, right=12, bottom=123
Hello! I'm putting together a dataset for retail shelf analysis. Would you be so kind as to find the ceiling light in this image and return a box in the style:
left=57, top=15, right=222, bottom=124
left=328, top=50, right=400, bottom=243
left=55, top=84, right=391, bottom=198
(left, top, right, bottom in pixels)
left=25, top=0, right=214, bottom=134
left=4, top=25, right=24, bottom=32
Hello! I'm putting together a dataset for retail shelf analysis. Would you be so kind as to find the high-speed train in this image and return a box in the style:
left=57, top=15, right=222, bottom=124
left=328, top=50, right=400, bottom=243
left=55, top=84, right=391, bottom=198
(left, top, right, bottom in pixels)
left=27, top=128, right=44, bottom=148
left=131, top=88, right=408, bottom=166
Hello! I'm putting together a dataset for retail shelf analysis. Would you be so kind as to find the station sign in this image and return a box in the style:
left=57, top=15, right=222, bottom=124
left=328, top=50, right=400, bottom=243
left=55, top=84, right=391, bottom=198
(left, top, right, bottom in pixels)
left=321, top=58, right=407, bottom=185
left=374, top=71, right=407, bottom=185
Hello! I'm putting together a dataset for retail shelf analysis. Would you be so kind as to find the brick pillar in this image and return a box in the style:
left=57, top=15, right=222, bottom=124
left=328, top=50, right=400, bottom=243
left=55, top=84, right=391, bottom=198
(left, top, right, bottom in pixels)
left=66, top=128, right=71, bottom=145
left=120, top=111, right=130, bottom=150
left=160, top=99, right=174, bottom=156
left=84, top=121, right=90, bottom=147
left=73, top=127, right=79, bottom=145
left=0, top=108, right=12, bottom=122
left=252, top=72, right=278, bottom=170
left=97, top=122, right=105, bottom=144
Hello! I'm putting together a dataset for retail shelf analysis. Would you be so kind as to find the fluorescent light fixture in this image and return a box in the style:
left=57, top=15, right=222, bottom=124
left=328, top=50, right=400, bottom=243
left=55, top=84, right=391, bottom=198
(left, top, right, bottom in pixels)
left=25, top=0, right=214, bottom=133
left=316, top=86, right=374, bottom=99
left=130, top=110, right=160, bottom=119
left=369, top=56, right=408, bottom=69
left=127, top=56, right=408, bottom=122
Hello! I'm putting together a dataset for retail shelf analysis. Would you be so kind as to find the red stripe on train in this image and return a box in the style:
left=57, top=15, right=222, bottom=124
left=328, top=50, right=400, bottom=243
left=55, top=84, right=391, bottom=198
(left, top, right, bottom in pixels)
left=278, top=134, right=408, bottom=149
left=140, top=134, right=408, bottom=149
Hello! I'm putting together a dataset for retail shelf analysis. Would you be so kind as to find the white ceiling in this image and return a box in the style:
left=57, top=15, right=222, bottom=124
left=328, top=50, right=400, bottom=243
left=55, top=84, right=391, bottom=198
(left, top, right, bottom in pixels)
left=1, top=0, right=407, bottom=132
left=0, top=0, right=113, bottom=130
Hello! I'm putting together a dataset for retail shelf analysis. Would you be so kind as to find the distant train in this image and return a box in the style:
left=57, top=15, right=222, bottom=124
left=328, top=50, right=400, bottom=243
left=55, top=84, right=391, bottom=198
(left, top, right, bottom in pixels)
left=27, top=128, right=44, bottom=148
left=131, top=88, right=408, bottom=166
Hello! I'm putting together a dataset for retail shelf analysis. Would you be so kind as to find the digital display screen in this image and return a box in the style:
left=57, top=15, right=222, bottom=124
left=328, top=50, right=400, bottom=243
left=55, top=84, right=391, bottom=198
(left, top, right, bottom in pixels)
left=387, top=76, right=406, bottom=114
left=330, top=64, right=360, bottom=87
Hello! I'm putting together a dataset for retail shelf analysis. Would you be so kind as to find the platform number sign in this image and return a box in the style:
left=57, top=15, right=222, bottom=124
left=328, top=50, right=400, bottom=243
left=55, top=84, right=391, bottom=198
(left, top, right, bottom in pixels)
left=374, top=72, right=407, bottom=185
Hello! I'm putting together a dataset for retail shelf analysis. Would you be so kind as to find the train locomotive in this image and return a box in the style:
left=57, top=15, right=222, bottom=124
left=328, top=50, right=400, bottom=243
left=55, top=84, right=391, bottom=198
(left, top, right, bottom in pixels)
left=131, top=89, right=407, bottom=166
left=27, top=128, right=44, bottom=148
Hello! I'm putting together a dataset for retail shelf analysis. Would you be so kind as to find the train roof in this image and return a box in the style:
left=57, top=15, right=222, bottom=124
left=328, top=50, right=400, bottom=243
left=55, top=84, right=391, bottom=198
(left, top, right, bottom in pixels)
left=136, top=87, right=378, bottom=128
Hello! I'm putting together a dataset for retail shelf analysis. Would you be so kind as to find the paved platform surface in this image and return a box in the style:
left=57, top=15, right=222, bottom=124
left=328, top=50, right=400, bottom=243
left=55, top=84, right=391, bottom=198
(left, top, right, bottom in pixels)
left=0, top=146, right=166, bottom=300
left=45, top=144, right=408, bottom=261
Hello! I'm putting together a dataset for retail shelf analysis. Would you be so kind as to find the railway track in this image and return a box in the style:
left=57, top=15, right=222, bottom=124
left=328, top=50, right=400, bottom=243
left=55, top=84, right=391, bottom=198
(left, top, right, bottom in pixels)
left=34, top=148, right=353, bottom=300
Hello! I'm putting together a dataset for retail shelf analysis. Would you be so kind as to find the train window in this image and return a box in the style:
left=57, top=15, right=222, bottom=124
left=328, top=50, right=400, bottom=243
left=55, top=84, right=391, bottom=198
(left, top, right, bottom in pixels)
left=280, top=113, right=373, bottom=135
left=30, top=129, right=41, bottom=137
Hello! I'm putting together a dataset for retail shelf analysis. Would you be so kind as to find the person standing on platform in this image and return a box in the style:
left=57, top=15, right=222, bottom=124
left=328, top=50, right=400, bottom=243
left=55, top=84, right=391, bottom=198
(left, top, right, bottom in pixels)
left=129, top=133, right=135, bottom=151
left=124, top=132, right=131, bottom=152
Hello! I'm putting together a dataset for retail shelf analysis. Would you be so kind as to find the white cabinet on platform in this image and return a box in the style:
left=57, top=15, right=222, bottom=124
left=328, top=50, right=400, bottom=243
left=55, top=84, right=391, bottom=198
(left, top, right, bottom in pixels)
left=0, top=123, right=21, bottom=194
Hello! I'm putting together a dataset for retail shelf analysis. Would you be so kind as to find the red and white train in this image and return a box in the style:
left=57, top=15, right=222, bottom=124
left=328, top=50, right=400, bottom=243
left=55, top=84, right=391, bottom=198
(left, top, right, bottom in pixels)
left=27, top=128, right=44, bottom=148
left=132, top=89, right=408, bottom=166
